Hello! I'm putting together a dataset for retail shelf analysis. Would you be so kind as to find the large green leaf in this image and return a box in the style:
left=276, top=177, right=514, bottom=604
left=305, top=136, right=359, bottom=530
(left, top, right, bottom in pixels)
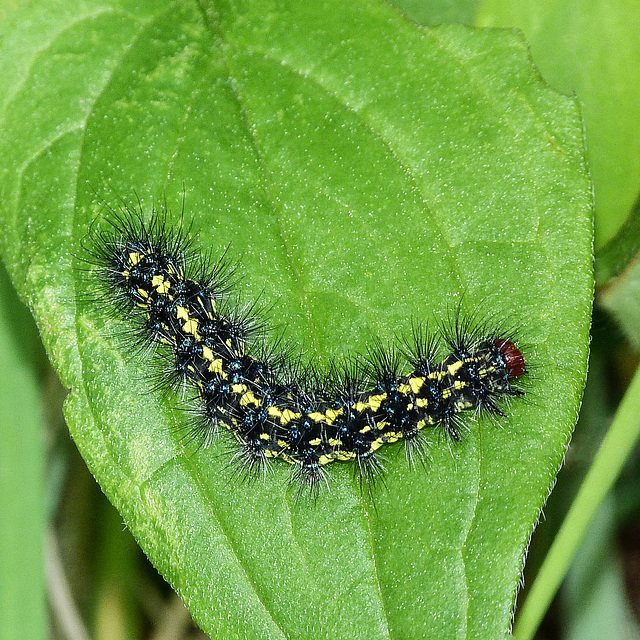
left=0, top=1, right=592, bottom=638
left=476, top=0, right=640, bottom=249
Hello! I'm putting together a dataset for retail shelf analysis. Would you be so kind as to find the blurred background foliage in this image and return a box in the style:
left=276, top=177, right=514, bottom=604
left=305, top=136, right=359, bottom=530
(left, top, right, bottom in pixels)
left=1, top=0, right=639, bottom=638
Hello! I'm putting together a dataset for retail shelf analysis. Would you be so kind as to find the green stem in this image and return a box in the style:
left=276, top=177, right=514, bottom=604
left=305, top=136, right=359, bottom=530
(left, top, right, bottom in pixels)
left=514, top=363, right=640, bottom=640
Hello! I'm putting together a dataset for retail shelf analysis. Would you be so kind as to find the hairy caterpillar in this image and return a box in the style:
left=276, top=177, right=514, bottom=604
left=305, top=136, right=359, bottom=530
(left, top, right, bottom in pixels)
left=86, top=201, right=527, bottom=492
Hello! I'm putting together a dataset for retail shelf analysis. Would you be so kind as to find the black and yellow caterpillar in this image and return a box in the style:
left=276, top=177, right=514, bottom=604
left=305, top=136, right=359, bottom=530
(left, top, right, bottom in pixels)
left=88, top=206, right=526, bottom=491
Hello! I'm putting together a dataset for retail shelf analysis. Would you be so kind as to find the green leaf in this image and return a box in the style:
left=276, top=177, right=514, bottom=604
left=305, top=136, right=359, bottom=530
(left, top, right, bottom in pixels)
left=597, top=173, right=640, bottom=347
left=0, top=1, right=592, bottom=638
left=476, top=0, right=640, bottom=250
left=599, top=271, right=640, bottom=350
left=388, top=0, right=480, bottom=26
left=0, top=264, right=47, bottom=640
left=595, top=192, right=640, bottom=286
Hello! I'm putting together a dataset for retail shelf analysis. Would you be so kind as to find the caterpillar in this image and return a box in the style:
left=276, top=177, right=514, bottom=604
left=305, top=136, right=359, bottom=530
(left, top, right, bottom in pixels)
left=85, top=201, right=527, bottom=492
